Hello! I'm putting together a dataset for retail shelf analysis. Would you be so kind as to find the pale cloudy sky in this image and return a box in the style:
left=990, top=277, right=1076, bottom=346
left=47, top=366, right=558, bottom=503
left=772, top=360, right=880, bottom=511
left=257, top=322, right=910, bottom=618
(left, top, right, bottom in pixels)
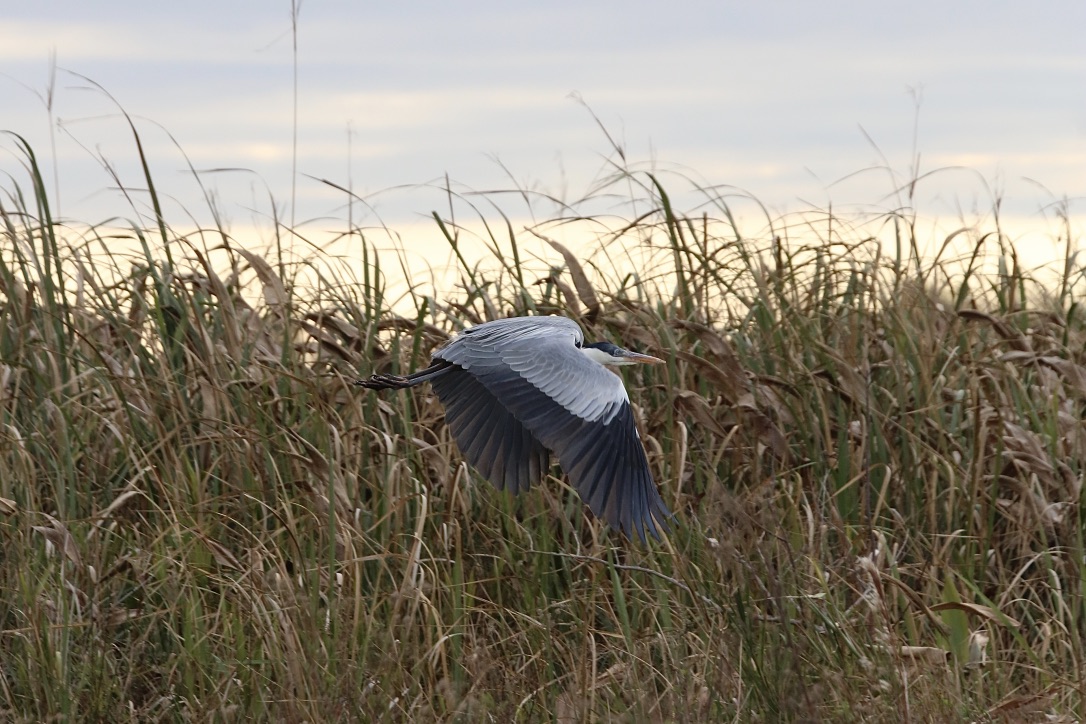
left=3, top=1, right=1084, bottom=263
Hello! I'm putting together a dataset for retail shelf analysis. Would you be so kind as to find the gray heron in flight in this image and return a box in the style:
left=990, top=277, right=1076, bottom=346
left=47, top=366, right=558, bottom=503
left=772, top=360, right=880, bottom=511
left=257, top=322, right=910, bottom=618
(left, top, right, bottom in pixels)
left=356, top=315, right=672, bottom=541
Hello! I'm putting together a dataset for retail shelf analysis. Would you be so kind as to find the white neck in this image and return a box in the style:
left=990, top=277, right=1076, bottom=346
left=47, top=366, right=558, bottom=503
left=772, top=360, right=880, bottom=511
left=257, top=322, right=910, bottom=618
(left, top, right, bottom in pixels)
left=581, top=347, right=631, bottom=366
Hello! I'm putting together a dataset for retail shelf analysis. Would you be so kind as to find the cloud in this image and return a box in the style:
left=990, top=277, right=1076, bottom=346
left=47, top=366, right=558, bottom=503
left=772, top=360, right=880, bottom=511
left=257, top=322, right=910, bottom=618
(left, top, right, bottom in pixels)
left=3, top=0, right=1083, bottom=241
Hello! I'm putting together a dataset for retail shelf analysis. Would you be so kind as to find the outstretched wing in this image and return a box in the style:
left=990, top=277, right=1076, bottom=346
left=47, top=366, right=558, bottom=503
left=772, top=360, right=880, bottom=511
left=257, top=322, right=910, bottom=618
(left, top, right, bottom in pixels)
left=430, top=366, right=550, bottom=494
left=433, top=316, right=671, bottom=540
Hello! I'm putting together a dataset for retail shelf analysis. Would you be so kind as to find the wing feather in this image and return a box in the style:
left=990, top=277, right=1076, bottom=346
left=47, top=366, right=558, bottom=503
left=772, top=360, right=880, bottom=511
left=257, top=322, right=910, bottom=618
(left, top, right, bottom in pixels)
left=432, top=366, right=550, bottom=494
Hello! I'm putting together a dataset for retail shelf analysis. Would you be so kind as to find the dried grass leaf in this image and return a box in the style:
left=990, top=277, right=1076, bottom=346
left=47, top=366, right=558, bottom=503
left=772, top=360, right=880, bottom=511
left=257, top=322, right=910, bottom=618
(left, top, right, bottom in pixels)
left=306, top=312, right=362, bottom=348
left=540, top=236, right=600, bottom=319
left=674, top=350, right=749, bottom=404
left=751, top=378, right=796, bottom=426
left=898, top=645, right=950, bottom=665
left=97, top=488, right=146, bottom=522
left=987, top=685, right=1060, bottom=718
left=299, top=320, right=354, bottom=362
left=377, top=316, right=448, bottom=344
left=1037, top=355, right=1086, bottom=398
left=929, top=601, right=1020, bottom=627
left=674, top=390, right=729, bottom=437
left=33, top=514, right=82, bottom=568
left=539, top=275, right=581, bottom=317
left=814, top=345, right=870, bottom=404
left=200, top=533, right=242, bottom=571
left=998, top=350, right=1036, bottom=364
left=736, top=394, right=789, bottom=461
left=958, top=309, right=1031, bottom=350
left=286, top=429, right=351, bottom=511
left=235, top=247, right=288, bottom=307
left=286, top=428, right=330, bottom=479
left=410, top=436, right=452, bottom=487
left=671, top=319, right=732, bottom=360
left=0, top=265, right=29, bottom=308
left=967, top=629, right=990, bottom=669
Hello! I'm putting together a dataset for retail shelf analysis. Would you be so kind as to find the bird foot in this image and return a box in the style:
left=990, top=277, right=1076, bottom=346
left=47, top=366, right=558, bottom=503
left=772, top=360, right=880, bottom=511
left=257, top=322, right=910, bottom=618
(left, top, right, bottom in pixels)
left=354, top=373, right=411, bottom=390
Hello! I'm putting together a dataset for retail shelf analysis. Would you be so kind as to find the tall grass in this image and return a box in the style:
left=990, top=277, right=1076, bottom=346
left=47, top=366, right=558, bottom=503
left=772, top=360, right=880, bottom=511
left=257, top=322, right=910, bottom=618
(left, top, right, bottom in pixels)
left=1, top=129, right=1085, bottom=722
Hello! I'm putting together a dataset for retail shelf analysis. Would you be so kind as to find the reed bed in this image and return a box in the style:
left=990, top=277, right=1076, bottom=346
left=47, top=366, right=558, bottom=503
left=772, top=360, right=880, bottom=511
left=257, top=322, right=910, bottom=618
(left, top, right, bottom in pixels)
left=1, top=133, right=1084, bottom=722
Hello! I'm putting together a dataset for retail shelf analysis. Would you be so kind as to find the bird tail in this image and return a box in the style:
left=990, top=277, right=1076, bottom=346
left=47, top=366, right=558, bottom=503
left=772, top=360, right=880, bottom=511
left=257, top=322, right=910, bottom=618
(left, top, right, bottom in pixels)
left=354, top=360, right=454, bottom=390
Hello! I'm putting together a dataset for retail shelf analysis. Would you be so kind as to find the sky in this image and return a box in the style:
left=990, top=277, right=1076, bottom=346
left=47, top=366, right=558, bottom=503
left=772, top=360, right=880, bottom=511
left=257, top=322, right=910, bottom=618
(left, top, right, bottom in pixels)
left=2, top=1, right=1085, bottom=273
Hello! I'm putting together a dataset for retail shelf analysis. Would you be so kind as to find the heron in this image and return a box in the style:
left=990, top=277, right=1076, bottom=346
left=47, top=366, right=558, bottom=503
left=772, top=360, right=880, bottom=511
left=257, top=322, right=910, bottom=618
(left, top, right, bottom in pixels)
left=356, top=315, right=672, bottom=541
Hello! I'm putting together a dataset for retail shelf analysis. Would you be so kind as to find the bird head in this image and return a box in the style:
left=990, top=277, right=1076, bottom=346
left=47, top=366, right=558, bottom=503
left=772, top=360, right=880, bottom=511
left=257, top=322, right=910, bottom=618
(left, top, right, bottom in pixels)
left=581, top=341, right=665, bottom=367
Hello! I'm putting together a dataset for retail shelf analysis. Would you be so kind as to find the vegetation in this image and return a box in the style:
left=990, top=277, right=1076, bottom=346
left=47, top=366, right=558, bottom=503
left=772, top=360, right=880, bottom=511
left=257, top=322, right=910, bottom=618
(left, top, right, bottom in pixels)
left=1, top=127, right=1084, bottom=722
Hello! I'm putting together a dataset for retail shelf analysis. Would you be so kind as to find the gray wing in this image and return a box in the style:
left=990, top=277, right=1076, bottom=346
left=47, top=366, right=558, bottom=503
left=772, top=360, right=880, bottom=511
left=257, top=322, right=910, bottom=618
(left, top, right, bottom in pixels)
left=430, top=366, right=550, bottom=495
left=432, top=316, right=671, bottom=541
